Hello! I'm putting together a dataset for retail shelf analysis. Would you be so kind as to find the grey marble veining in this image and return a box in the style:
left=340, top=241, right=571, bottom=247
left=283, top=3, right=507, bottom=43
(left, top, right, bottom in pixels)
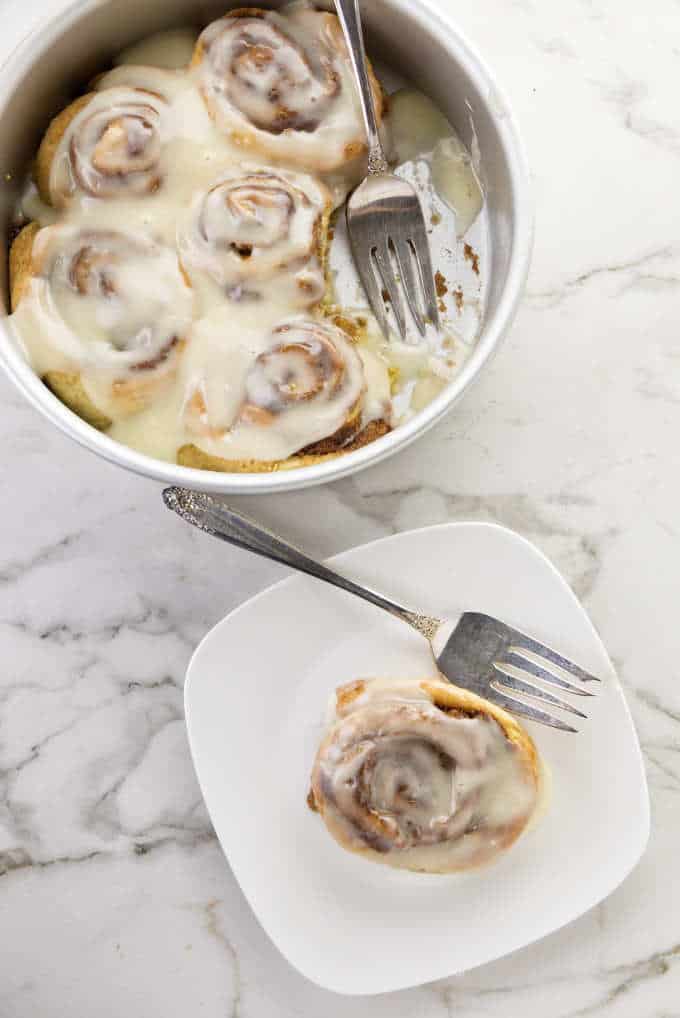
left=2, top=0, right=680, bottom=1014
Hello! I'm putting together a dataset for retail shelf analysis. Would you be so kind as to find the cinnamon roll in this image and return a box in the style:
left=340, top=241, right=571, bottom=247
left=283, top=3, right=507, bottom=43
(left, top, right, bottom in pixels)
left=178, top=166, right=331, bottom=306
left=191, top=7, right=384, bottom=171
left=36, top=73, right=174, bottom=207
left=9, top=223, right=193, bottom=426
left=178, top=316, right=388, bottom=470
left=310, top=677, right=541, bottom=873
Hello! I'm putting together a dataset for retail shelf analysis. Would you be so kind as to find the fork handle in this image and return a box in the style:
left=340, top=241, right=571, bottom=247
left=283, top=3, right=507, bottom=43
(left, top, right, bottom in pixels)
left=334, top=0, right=389, bottom=174
left=163, top=487, right=440, bottom=636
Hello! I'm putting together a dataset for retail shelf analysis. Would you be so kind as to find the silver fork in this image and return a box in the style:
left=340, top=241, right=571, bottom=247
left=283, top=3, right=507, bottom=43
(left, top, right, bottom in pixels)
left=335, top=0, right=440, bottom=340
left=163, top=488, right=601, bottom=733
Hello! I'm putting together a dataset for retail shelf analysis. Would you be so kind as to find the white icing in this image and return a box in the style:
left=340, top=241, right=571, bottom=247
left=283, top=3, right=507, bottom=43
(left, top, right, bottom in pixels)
left=357, top=346, right=391, bottom=422
left=432, top=135, right=484, bottom=238
left=183, top=316, right=366, bottom=462
left=194, top=6, right=374, bottom=172
left=390, top=88, right=484, bottom=237
left=389, top=89, right=454, bottom=165
left=20, top=183, right=58, bottom=226
left=116, top=28, right=198, bottom=70
left=312, top=678, right=539, bottom=873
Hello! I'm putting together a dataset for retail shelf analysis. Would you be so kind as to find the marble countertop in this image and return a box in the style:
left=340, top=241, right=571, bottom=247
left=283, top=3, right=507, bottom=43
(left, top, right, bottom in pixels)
left=2, top=0, right=678, bottom=1014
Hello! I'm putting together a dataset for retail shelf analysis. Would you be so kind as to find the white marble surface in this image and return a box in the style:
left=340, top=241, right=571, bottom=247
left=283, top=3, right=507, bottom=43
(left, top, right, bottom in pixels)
left=1, top=0, right=679, bottom=1013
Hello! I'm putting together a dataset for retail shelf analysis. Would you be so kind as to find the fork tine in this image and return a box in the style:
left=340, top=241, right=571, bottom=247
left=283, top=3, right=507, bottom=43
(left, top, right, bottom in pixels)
left=508, top=634, right=602, bottom=685
left=493, top=664, right=588, bottom=719
left=409, top=226, right=440, bottom=329
left=349, top=234, right=390, bottom=337
left=485, top=689, right=578, bottom=733
left=502, top=651, right=595, bottom=697
left=392, top=238, right=426, bottom=336
left=373, top=240, right=407, bottom=339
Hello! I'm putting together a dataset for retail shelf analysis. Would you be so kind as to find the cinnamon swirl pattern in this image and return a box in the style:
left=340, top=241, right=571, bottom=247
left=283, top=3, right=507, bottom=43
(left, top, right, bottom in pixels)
left=241, top=317, right=363, bottom=434
left=179, top=317, right=368, bottom=468
left=178, top=167, right=331, bottom=306
left=310, top=678, right=540, bottom=873
left=10, top=223, right=193, bottom=425
left=37, top=82, right=172, bottom=207
left=192, top=6, right=384, bottom=171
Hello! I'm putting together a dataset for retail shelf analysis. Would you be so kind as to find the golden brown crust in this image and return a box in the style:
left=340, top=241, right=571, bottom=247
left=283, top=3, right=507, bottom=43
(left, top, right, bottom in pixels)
left=299, top=398, right=362, bottom=456
left=335, top=679, right=367, bottom=712
left=315, top=201, right=332, bottom=305
left=189, top=37, right=205, bottom=70
left=43, top=371, right=113, bottom=431
left=324, top=311, right=363, bottom=340
left=35, top=94, right=95, bottom=205
left=224, top=6, right=269, bottom=22
left=9, top=222, right=40, bottom=310
left=177, top=418, right=390, bottom=474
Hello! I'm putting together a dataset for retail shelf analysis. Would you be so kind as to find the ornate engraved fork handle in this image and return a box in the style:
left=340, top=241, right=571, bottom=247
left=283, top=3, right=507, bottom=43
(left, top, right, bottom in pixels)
left=163, top=487, right=441, bottom=637
left=334, top=0, right=390, bottom=174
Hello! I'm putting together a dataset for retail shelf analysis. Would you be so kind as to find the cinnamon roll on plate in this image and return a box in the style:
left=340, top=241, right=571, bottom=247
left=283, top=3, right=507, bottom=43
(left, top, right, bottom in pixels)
left=9, top=222, right=193, bottom=428
left=310, top=677, right=541, bottom=873
left=192, top=6, right=384, bottom=172
left=178, top=315, right=390, bottom=473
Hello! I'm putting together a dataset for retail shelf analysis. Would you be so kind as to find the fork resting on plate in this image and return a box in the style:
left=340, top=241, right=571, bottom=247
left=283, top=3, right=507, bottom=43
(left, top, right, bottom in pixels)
left=163, top=488, right=601, bottom=732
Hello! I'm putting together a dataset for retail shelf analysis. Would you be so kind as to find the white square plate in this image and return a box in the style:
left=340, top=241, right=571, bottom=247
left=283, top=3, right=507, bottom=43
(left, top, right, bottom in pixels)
left=185, top=522, right=649, bottom=995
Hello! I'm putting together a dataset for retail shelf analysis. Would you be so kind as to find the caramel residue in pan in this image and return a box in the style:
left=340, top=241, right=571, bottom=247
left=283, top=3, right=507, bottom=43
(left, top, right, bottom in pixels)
left=435, top=270, right=448, bottom=313
left=453, top=287, right=464, bottom=312
left=464, top=242, right=480, bottom=276
left=330, top=313, right=360, bottom=339
left=307, top=788, right=319, bottom=812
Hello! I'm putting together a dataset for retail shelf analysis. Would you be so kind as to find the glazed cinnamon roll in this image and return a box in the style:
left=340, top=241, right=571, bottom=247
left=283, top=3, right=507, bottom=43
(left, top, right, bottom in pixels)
left=178, top=316, right=385, bottom=470
left=35, top=71, right=175, bottom=207
left=178, top=166, right=331, bottom=306
left=192, top=7, right=384, bottom=171
left=310, top=678, right=541, bottom=873
left=9, top=223, right=193, bottom=427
